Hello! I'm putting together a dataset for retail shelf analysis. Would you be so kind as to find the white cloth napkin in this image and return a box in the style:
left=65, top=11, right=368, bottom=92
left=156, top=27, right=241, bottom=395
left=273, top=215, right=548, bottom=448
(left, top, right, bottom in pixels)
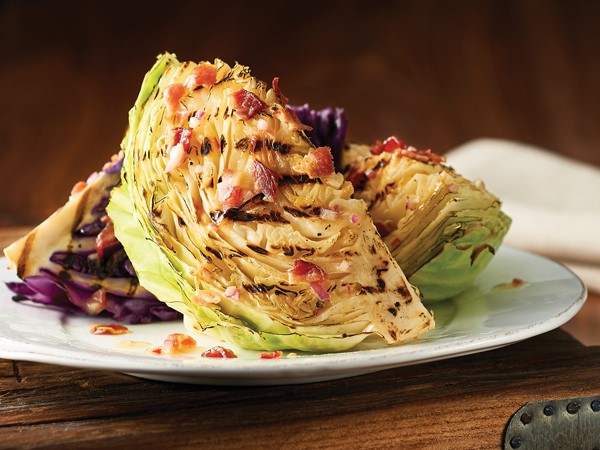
left=445, top=138, right=600, bottom=293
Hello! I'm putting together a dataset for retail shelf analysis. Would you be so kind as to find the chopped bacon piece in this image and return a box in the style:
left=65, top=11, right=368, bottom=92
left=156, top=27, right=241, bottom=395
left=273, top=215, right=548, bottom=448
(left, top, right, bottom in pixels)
left=164, top=83, right=185, bottom=117
left=349, top=214, right=360, bottom=225
left=371, top=135, right=405, bottom=155
left=271, top=77, right=288, bottom=105
left=217, top=170, right=246, bottom=211
left=259, top=350, right=283, bottom=359
left=252, top=160, right=279, bottom=201
left=305, top=146, right=334, bottom=178
left=96, top=216, right=118, bottom=258
left=400, top=147, right=446, bottom=164
left=90, top=323, right=129, bottom=335
left=171, top=127, right=193, bottom=153
left=162, top=333, right=197, bottom=354
left=309, top=282, right=330, bottom=301
left=185, top=63, right=218, bottom=89
left=201, top=346, right=238, bottom=358
left=288, top=260, right=327, bottom=284
left=231, top=89, right=267, bottom=120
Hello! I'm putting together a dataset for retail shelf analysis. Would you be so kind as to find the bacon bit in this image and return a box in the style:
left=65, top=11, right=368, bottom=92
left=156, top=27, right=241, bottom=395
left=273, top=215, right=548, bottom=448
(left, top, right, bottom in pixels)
left=70, top=181, right=88, bottom=196
left=309, top=282, right=330, bottom=301
left=365, top=168, right=376, bottom=180
left=217, top=178, right=245, bottom=211
left=191, top=290, right=222, bottom=306
left=259, top=350, right=283, bottom=359
left=224, top=286, right=241, bottom=301
left=288, top=260, right=327, bottom=284
left=231, top=89, right=267, bottom=120
left=399, top=147, right=446, bottom=164
left=371, top=135, right=405, bottom=155
left=164, top=83, right=185, bottom=117
left=252, top=160, right=279, bottom=201
left=96, top=216, right=117, bottom=259
left=305, top=146, right=334, bottom=178
left=162, top=333, right=197, bottom=354
left=90, top=323, right=129, bottom=335
left=346, top=167, right=366, bottom=188
left=185, top=63, right=218, bottom=90
left=272, top=77, right=289, bottom=105
left=202, top=345, right=237, bottom=358
left=349, top=214, right=360, bottom=225
left=171, top=127, right=193, bottom=152
left=447, top=183, right=459, bottom=193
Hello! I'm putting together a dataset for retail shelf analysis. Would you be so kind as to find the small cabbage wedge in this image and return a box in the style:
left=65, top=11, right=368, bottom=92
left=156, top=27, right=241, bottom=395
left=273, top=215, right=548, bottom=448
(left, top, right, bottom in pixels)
left=108, top=53, right=434, bottom=352
left=3, top=156, right=178, bottom=323
left=342, top=142, right=511, bottom=302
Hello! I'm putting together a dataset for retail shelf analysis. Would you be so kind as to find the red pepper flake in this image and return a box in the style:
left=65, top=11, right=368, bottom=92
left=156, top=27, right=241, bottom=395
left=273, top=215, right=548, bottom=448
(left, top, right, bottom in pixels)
left=305, top=146, right=334, bottom=178
left=231, top=89, right=267, bottom=120
left=201, top=346, right=238, bottom=358
left=259, top=350, right=283, bottom=359
left=252, top=160, right=279, bottom=201
left=90, top=324, right=129, bottom=335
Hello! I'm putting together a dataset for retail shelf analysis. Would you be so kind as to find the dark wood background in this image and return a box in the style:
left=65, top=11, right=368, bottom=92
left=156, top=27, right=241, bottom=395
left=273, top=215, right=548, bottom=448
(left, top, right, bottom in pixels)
left=1, top=0, right=599, bottom=227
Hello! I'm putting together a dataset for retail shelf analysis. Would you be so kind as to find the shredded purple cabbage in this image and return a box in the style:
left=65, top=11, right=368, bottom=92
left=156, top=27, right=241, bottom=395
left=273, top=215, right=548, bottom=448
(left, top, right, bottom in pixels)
left=6, top=156, right=181, bottom=324
left=289, top=104, right=348, bottom=167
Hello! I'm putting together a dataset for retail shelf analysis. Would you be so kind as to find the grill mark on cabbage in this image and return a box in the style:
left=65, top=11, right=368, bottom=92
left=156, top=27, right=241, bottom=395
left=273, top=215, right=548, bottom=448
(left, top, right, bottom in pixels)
left=201, top=137, right=212, bottom=155
left=243, top=283, right=296, bottom=297
left=279, top=175, right=322, bottom=185
left=205, top=246, right=224, bottom=260
left=16, top=232, right=36, bottom=278
left=210, top=209, right=289, bottom=225
left=283, top=206, right=310, bottom=218
left=247, top=244, right=268, bottom=255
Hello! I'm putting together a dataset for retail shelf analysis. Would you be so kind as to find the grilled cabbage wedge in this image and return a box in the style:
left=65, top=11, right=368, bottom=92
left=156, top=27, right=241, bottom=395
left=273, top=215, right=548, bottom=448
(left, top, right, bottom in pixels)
left=108, top=53, right=434, bottom=352
left=342, top=140, right=511, bottom=302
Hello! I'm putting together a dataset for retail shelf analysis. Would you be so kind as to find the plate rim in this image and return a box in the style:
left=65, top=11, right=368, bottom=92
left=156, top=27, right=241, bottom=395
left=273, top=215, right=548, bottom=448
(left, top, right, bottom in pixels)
left=0, top=246, right=587, bottom=384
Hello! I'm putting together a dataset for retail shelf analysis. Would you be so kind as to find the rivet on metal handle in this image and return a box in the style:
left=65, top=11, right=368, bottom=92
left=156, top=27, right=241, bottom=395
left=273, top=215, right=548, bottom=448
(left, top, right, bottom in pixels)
left=504, top=395, right=600, bottom=449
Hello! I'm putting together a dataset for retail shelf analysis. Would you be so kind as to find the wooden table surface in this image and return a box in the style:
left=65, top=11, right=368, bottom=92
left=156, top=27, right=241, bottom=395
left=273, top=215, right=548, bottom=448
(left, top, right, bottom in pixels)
left=2, top=1, right=600, bottom=448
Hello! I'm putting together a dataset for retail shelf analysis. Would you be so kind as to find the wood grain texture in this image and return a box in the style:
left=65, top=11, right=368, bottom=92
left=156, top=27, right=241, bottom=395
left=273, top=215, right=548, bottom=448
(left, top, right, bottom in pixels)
left=1, top=0, right=600, bottom=226
left=0, top=331, right=599, bottom=449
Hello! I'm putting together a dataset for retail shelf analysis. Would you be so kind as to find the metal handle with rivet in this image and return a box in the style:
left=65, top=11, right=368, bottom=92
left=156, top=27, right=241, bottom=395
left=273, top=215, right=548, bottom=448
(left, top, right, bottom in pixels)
left=504, top=395, right=600, bottom=449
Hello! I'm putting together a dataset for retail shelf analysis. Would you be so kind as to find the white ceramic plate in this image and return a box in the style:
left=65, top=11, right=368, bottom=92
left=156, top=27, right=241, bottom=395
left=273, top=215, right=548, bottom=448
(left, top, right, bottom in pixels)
left=0, top=247, right=586, bottom=385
